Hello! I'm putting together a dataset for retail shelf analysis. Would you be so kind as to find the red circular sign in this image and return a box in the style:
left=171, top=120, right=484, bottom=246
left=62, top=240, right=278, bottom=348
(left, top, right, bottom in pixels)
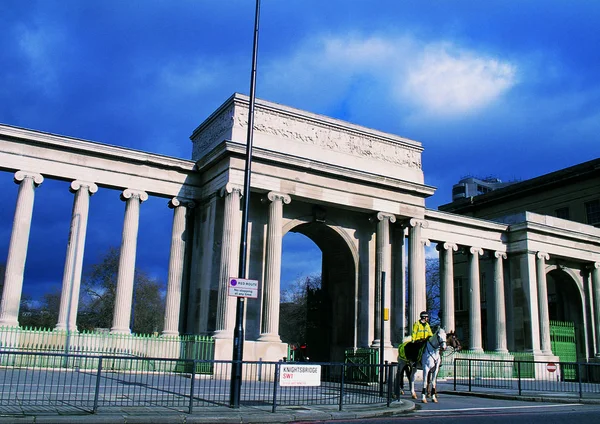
left=547, top=362, right=557, bottom=372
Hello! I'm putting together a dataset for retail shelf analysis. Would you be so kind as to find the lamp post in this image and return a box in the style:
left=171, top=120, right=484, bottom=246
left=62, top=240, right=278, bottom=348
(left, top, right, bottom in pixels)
left=229, top=0, right=261, bottom=409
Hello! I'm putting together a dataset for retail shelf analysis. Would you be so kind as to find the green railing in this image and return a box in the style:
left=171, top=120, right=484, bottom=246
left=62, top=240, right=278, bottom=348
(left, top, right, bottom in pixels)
left=344, top=347, right=379, bottom=383
left=0, top=326, right=214, bottom=372
left=550, top=320, right=577, bottom=380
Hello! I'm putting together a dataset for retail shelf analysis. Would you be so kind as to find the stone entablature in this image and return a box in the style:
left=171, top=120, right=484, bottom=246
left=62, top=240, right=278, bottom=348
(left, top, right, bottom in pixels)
left=424, top=209, right=507, bottom=251
left=501, top=212, right=600, bottom=261
left=191, top=93, right=425, bottom=185
left=0, top=124, right=202, bottom=199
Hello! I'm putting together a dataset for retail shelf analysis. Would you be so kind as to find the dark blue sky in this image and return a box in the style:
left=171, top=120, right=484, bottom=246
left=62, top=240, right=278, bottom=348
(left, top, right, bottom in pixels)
left=1, top=1, right=599, bottom=300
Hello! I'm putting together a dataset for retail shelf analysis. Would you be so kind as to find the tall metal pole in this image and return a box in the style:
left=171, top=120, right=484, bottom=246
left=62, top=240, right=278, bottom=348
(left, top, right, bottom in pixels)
left=379, top=271, right=385, bottom=396
left=230, top=0, right=261, bottom=409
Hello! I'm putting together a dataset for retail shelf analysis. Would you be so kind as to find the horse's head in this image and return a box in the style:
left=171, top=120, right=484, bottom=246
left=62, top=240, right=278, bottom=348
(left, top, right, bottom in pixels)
left=446, top=331, right=462, bottom=352
left=434, top=328, right=447, bottom=351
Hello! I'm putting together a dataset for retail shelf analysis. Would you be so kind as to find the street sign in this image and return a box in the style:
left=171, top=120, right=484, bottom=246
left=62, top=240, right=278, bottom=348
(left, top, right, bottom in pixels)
left=279, top=364, right=321, bottom=387
left=547, top=362, right=557, bottom=372
left=228, top=277, right=258, bottom=298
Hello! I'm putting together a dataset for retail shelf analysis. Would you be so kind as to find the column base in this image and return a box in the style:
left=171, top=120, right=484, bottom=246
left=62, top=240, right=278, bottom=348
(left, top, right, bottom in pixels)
left=212, top=329, right=233, bottom=340
left=257, top=333, right=281, bottom=343
left=0, top=318, right=19, bottom=328
left=110, top=327, right=131, bottom=335
left=54, top=324, right=78, bottom=333
left=161, top=331, right=179, bottom=337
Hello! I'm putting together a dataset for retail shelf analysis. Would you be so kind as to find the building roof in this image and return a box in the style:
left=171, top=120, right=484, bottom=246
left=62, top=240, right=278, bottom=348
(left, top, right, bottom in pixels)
left=438, top=157, right=600, bottom=214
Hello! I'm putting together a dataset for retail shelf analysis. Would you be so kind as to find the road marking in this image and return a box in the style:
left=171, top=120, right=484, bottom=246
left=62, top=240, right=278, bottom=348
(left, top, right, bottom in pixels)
left=416, top=403, right=583, bottom=413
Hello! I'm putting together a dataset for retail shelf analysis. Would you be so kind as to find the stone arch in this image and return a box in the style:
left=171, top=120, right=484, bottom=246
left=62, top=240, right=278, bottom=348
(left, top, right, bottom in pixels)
left=282, top=216, right=358, bottom=362
left=546, top=264, right=586, bottom=360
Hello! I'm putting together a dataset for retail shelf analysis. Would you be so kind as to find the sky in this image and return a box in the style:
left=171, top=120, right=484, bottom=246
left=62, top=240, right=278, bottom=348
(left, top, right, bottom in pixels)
left=1, top=1, right=599, bottom=303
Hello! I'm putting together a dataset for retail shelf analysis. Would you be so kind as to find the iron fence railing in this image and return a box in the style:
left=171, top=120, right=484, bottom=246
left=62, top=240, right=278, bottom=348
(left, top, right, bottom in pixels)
left=453, top=357, right=600, bottom=397
left=0, top=350, right=396, bottom=415
left=0, top=326, right=215, bottom=365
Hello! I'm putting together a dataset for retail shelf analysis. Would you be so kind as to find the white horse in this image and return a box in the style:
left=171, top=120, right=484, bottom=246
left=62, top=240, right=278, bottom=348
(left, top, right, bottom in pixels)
left=397, top=327, right=447, bottom=403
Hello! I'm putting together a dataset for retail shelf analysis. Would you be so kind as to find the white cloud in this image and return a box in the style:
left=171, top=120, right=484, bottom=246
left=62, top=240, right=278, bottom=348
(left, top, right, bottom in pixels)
left=401, top=43, right=517, bottom=116
left=15, top=24, right=63, bottom=94
left=260, top=33, right=517, bottom=119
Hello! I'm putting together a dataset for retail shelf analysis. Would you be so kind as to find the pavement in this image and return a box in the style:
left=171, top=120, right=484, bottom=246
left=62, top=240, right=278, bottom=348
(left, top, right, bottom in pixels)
left=0, top=399, right=416, bottom=423
left=3, top=381, right=600, bottom=423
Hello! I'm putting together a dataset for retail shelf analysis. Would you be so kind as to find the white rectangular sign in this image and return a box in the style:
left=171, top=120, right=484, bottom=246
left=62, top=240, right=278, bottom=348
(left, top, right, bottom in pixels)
left=228, top=277, right=258, bottom=299
left=279, top=364, right=321, bottom=387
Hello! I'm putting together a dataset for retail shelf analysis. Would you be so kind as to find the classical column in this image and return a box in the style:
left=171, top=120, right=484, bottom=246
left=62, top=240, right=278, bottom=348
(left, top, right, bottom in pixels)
left=372, top=212, right=395, bottom=348
left=468, top=247, right=484, bottom=352
left=536, top=252, right=552, bottom=355
left=407, top=219, right=428, bottom=329
left=492, top=251, right=508, bottom=353
left=258, top=192, right=291, bottom=342
left=162, top=198, right=194, bottom=337
left=55, top=181, right=98, bottom=332
left=0, top=171, right=44, bottom=327
left=592, top=263, right=600, bottom=358
left=437, top=242, right=457, bottom=332
left=110, top=189, right=148, bottom=334
left=213, top=183, right=243, bottom=339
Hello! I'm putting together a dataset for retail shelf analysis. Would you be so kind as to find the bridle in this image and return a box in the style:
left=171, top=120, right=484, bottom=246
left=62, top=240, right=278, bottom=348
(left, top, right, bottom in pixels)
left=442, top=332, right=462, bottom=358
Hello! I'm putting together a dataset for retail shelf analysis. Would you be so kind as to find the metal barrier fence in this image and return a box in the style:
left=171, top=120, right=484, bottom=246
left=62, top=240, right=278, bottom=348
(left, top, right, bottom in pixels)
left=453, top=357, right=600, bottom=397
left=0, top=326, right=215, bottom=364
left=0, top=351, right=396, bottom=415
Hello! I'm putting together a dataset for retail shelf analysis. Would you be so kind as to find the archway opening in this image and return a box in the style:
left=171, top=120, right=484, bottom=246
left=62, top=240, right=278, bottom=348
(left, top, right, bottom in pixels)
left=547, top=268, right=585, bottom=360
left=280, top=222, right=356, bottom=362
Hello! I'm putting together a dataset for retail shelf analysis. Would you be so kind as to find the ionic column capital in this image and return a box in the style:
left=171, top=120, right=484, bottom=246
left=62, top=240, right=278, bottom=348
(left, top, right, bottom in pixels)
left=437, top=242, right=458, bottom=252
left=168, top=197, right=195, bottom=209
left=376, top=212, right=396, bottom=223
left=592, top=262, right=600, bottom=270
left=494, top=251, right=507, bottom=260
left=266, top=191, right=291, bottom=205
left=14, top=171, right=43, bottom=186
left=70, top=180, right=98, bottom=195
left=408, top=218, right=428, bottom=229
left=536, top=252, right=550, bottom=261
left=469, top=246, right=484, bottom=256
left=121, top=188, right=148, bottom=202
left=421, top=238, right=431, bottom=247
left=219, top=183, right=243, bottom=198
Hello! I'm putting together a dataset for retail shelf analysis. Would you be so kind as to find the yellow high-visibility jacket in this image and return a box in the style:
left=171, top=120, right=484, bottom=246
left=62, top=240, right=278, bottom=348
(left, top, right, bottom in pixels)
left=411, top=321, right=432, bottom=342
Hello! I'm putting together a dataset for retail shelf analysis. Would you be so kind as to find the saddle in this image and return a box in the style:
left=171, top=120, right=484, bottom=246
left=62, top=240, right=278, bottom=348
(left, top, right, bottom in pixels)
left=398, top=339, right=427, bottom=364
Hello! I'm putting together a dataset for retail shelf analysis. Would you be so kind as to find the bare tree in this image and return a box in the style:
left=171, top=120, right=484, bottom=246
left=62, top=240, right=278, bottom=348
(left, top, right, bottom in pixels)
left=78, top=247, right=165, bottom=334
left=425, top=257, right=441, bottom=328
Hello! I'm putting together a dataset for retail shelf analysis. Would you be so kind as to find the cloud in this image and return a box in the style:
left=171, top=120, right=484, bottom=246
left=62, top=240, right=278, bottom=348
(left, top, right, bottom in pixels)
left=260, top=33, right=517, bottom=119
left=13, top=24, right=64, bottom=95
left=400, top=43, right=517, bottom=116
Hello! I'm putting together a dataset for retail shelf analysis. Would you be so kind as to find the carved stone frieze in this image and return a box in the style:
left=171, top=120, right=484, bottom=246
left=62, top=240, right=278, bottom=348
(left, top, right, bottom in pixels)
left=192, top=100, right=422, bottom=170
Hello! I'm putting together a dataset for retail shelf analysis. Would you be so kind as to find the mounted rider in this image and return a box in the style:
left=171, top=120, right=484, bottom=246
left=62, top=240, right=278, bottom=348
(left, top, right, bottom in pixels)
left=412, top=311, right=433, bottom=342
left=398, top=311, right=433, bottom=363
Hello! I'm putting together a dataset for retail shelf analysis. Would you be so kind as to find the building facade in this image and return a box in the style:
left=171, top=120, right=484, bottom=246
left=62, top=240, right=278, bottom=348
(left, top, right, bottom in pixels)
left=0, top=93, right=599, bottom=364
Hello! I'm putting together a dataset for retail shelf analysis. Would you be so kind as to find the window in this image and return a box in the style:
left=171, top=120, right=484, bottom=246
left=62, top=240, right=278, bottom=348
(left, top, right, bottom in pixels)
left=452, top=185, right=466, bottom=196
left=585, top=200, right=600, bottom=227
left=555, top=207, right=570, bottom=220
left=454, top=277, right=464, bottom=311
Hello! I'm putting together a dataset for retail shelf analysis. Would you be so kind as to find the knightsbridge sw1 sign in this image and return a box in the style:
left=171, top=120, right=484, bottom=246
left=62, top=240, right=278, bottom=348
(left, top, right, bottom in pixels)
left=279, top=364, right=322, bottom=387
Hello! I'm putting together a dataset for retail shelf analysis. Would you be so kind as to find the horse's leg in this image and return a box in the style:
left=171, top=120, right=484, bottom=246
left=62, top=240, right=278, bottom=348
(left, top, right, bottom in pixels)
left=426, top=369, right=432, bottom=397
left=421, top=366, right=429, bottom=403
left=395, top=362, right=404, bottom=397
left=431, top=365, right=441, bottom=403
left=409, top=366, right=417, bottom=399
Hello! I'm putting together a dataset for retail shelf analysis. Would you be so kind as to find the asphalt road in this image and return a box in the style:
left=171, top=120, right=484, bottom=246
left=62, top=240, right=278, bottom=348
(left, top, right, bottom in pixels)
left=299, top=393, right=600, bottom=423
